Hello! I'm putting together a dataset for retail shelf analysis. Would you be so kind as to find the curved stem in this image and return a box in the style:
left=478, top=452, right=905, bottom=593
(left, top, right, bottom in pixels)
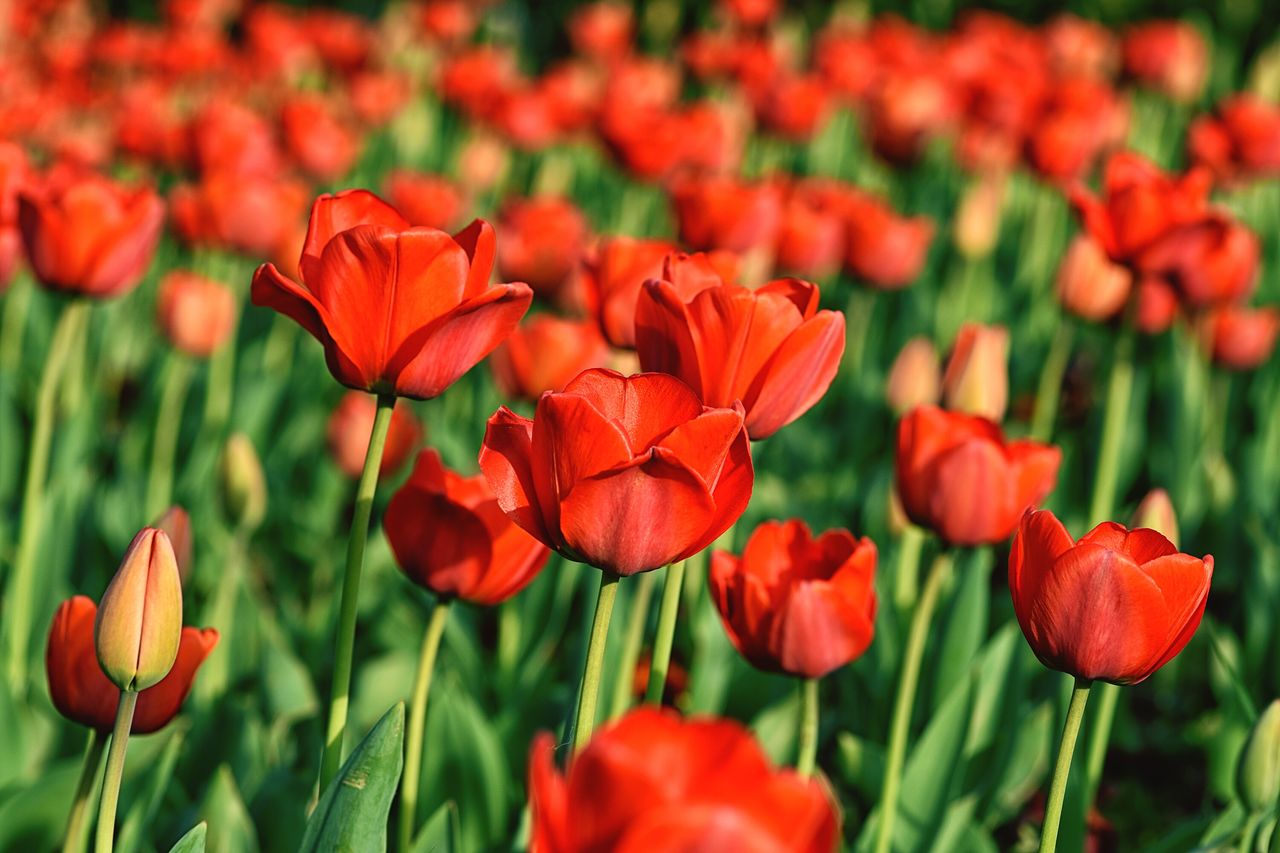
left=573, top=572, right=620, bottom=753
left=318, top=393, right=396, bottom=792
left=796, top=677, right=820, bottom=778
left=62, top=729, right=106, bottom=853
left=875, top=552, right=953, bottom=853
left=4, top=298, right=89, bottom=689
left=145, top=356, right=193, bottom=520
left=1040, top=678, right=1093, bottom=853
left=1030, top=322, right=1075, bottom=443
left=399, top=599, right=450, bottom=853
left=644, top=561, right=686, bottom=705
left=95, top=690, right=138, bottom=853
left=609, top=570, right=657, bottom=719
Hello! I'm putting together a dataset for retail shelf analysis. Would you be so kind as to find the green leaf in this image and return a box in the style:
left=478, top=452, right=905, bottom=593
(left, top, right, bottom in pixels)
left=749, top=687, right=800, bottom=766
left=118, top=725, right=188, bottom=853
left=200, top=765, right=259, bottom=853
left=409, top=801, right=462, bottom=853
left=836, top=732, right=885, bottom=802
left=300, top=702, right=405, bottom=853
left=168, top=822, right=208, bottom=853
left=930, top=548, right=992, bottom=713
left=0, top=761, right=79, bottom=851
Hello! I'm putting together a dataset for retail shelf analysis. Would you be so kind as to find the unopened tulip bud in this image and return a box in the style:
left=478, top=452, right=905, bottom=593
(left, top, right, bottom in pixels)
left=1237, top=700, right=1280, bottom=812
left=886, top=337, right=941, bottom=415
left=151, top=505, right=193, bottom=582
left=220, top=433, right=267, bottom=531
left=953, top=176, right=1005, bottom=259
left=94, top=529, right=183, bottom=692
left=1130, top=489, right=1179, bottom=547
left=942, top=323, right=1009, bottom=421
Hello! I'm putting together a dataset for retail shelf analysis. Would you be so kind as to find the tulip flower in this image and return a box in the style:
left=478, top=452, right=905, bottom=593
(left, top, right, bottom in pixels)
left=1187, top=95, right=1280, bottom=183
left=0, top=141, right=28, bottom=292
left=1121, top=20, right=1207, bottom=102
left=1137, top=216, right=1259, bottom=308
left=490, top=314, right=611, bottom=401
left=1134, top=276, right=1179, bottom=334
left=187, top=99, right=282, bottom=178
left=280, top=96, right=361, bottom=182
left=568, top=2, right=633, bottom=63
left=494, top=196, right=590, bottom=305
left=156, top=272, right=236, bottom=358
left=1131, top=489, right=1179, bottom=547
left=384, top=170, right=467, bottom=232
left=942, top=323, right=1009, bottom=422
left=670, top=174, right=782, bottom=255
left=327, top=391, right=422, bottom=478
left=170, top=171, right=309, bottom=258
left=251, top=189, right=533, bottom=400
left=528, top=708, right=837, bottom=853
left=775, top=190, right=845, bottom=280
left=1056, top=234, right=1133, bottom=323
left=580, top=237, right=677, bottom=348
left=842, top=194, right=934, bottom=289
left=1238, top=700, right=1280, bottom=814
left=1204, top=304, right=1279, bottom=370
left=635, top=277, right=845, bottom=440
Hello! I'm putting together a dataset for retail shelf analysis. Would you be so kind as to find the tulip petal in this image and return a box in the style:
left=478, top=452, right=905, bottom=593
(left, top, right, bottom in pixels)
left=1139, top=554, right=1212, bottom=680
left=654, top=407, right=744, bottom=487
left=301, top=189, right=408, bottom=283
left=454, top=219, right=497, bottom=299
left=85, top=192, right=165, bottom=296
left=1009, top=510, right=1076, bottom=629
left=384, top=477, right=493, bottom=598
left=132, top=627, right=219, bottom=734
left=480, top=407, right=556, bottom=548
left=562, top=369, right=705, bottom=453
left=743, top=309, right=845, bottom=438
left=1007, top=441, right=1063, bottom=514
left=929, top=438, right=1017, bottom=545
left=528, top=733, right=572, bottom=853
left=635, top=280, right=703, bottom=396
left=534, top=389, right=634, bottom=502
left=678, top=427, right=753, bottom=561
left=1123, top=527, right=1181, bottom=564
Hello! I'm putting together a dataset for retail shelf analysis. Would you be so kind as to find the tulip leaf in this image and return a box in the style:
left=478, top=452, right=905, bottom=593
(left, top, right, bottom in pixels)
left=750, top=687, right=800, bottom=766
left=836, top=732, right=886, bottom=802
left=168, top=822, right=208, bottom=853
left=300, top=702, right=405, bottom=853
left=200, top=765, right=259, bottom=853
left=930, top=547, right=992, bottom=713
left=425, top=684, right=510, bottom=851
left=0, top=761, right=79, bottom=851
left=410, top=801, right=462, bottom=853
left=118, top=725, right=188, bottom=853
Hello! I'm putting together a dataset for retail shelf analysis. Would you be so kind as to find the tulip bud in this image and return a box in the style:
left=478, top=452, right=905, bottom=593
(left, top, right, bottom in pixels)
left=1057, top=234, right=1132, bottom=322
left=219, top=433, right=267, bottom=531
left=151, top=505, right=193, bottom=582
left=1237, top=700, right=1280, bottom=813
left=886, top=337, right=941, bottom=415
left=942, top=323, right=1009, bottom=421
left=94, top=529, right=183, bottom=692
left=953, top=175, right=1005, bottom=260
left=1129, top=489, right=1179, bottom=547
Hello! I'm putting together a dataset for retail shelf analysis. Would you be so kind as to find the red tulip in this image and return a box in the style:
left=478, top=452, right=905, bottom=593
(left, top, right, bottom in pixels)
left=170, top=171, right=310, bottom=259
left=252, top=189, right=532, bottom=399
left=156, top=272, right=236, bottom=358
left=580, top=237, right=676, bottom=348
left=942, top=323, right=1009, bottom=422
left=842, top=194, right=934, bottom=289
left=187, top=99, right=281, bottom=179
left=1205, top=305, right=1279, bottom=370
left=46, top=596, right=218, bottom=734
left=569, top=2, right=633, bottom=64
left=420, top=0, right=477, bottom=44
left=1134, top=276, right=1180, bottom=335
left=1136, top=215, right=1259, bottom=307
left=757, top=74, right=833, bottom=141
left=384, top=171, right=467, bottom=233
left=490, top=314, right=611, bottom=401
left=710, top=519, right=877, bottom=679
left=18, top=168, right=164, bottom=299
left=775, top=189, right=845, bottom=280
left=280, top=96, right=361, bottom=182
left=480, top=369, right=753, bottom=576
left=385, top=449, right=550, bottom=606
left=528, top=707, right=837, bottom=853
left=327, top=391, right=422, bottom=478
left=1188, top=95, right=1280, bottom=182
left=1122, top=21, right=1207, bottom=103
left=897, top=406, right=1061, bottom=545
left=1044, top=15, right=1118, bottom=80
left=496, top=196, right=590, bottom=304
left=636, top=277, right=845, bottom=440
left=1010, top=510, right=1212, bottom=684
left=1056, top=234, right=1133, bottom=323
left=670, top=175, right=782, bottom=255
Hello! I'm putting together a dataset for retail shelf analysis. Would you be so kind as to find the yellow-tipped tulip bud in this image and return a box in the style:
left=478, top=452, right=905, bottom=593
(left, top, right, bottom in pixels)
left=1238, top=700, right=1280, bottom=813
left=220, top=433, right=267, bottom=532
left=94, top=528, right=183, bottom=692
left=942, top=322, right=1009, bottom=422
left=1130, top=488, right=1180, bottom=548
left=886, top=337, right=941, bottom=416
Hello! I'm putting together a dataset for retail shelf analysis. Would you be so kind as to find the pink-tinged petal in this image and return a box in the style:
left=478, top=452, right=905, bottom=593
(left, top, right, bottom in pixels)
left=635, top=280, right=704, bottom=396
left=774, top=580, right=874, bottom=678
left=454, top=218, right=497, bottom=299
left=1009, top=510, right=1076, bottom=637
left=1123, top=527, right=1180, bottom=564
left=929, top=438, right=1017, bottom=545
left=301, top=189, right=408, bottom=283
left=388, top=282, right=533, bottom=399
left=653, top=407, right=744, bottom=487
left=562, top=369, right=706, bottom=452
left=742, top=309, right=845, bottom=439
left=480, top=407, right=556, bottom=548
left=1137, top=554, right=1212, bottom=680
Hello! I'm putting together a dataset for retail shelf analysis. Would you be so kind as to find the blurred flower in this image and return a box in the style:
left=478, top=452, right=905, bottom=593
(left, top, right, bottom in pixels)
left=1134, top=276, right=1180, bottom=335
left=710, top=519, right=877, bottom=678
left=151, top=505, right=193, bottom=583
left=420, top=0, right=476, bottom=44
left=775, top=186, right=845, bottom=280
left=457, top=134, right=510, bottom=193
left=1187, top=95, right=1280, bottom=183
left=490, top=314, right=611, bottom=401
left=1122, top=20, right=1207, bottom=102
left=1027, top=78, right=1129, bottom=183
left=156, top=272, right=236, bottom=358
left=569, top=2, right=633, bottom=64
left=865, top=67, right=956, bottom=164
left=757, top=74, right=832, bottom=141
left=385, top=449, right=550, bottom=606
left=0, top=142, right=29, bottom=291
left=1238, top=700, right=1280, bottom=813
left=219, top=433, right=267, bottom=532
left=886, top=337, right=942, bottom=415
left=630, top=653, right=688, bottom=706
left=440, top=47, right=519, bottom=122
left=1010, top=510, right=1212, bottom=684
left=528, top=708, right=837, bottom=853
left=842, top=193, right=934, bottom=289
left=170, top=171, right=309, bottom=259
left=480, top=370, right=752, bottom=576
left=350, top=71, right=413, bottom=127
left=47, top=596, right=218, bottom=734
left=1204, top=304, right=1279, bottom=370
left=1131, top=488, right=1179, bottom=547
left=720, top=0, right=780, bottom=28
left=1044, top=14, right=1118, bottom=80
left=280, top=96, right=361, bottom=183
left=670, top=175, right=782, bottom=255
left=942, top=323, right=1008, bottom=421
left=636, top=277, right=845, bottom=439
left=1137, top=215, right=1259, bottom=307
left=1057, top=234, right=1133, bottom=323
left=384, top=171, right=467, bottom=233
left=187, top=99, right=281, bottom=178
left=252, top=190, right=532, bottom=399
left=328, top=391, right=421, bottom=478
left=896, top=406, right=1061, bottom=545
left=580, top=237, right=676, bottom=348
left=952, top=175, right=1005, bottom=260
left=94, top=528, right=183, bottom=692
left=496, top=196, right=590, bottom=303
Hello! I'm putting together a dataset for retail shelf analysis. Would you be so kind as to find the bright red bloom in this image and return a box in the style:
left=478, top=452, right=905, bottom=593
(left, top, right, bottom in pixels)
left=1205, top=305, right=1279, bottom=370
left=710, top=519, right=877, bottom=679
left=1010, top=510, right=1212, bottom=684
left=280, top=96, right=361, bottom=182
left=865, top=67, right=957, bottom=165
left=757, top=74, right=833, bottom=141
left=670, top=175, right=782, bottom=255
left=187, top=99, right=281, bottom=179
left=775, top=188, right=844, bottom=280
left=842, top=194, right=934, bottom=289
left=1044, top=15, right=1118, bottom=80
left=385, top=449, right=550, bottom=606
left=1027, top=78, right=1129, bottom=183
left=496, top=196, right=590, bottom=303
left=383, top=171, right=467, bottom=233
left=720, top=0, right=779, bottom=27
left=580, top=237, right=677, bottom=348
left=528, top=708, right=837, bottom=853
left=18, top=168, right=164, bottom=299
left=170, top=171, right=309, bottom=259
left=46, top=596, right=218, bottom=734
left=569, top=2, right=633, bottom=64
left=420, top=0, right=477, bottom=44
left=156, top=272, right=236, bottom=358
left=896, top=406, right=1061, bottom=546
left=1122, top=20, right=1207, bottom=103
left=636, top=277, right=845, bottom=440
left=480, top=370, right=753, bottom=576
left=1134, top=276, right=1179, bottom=335
left=1056, top=234, right=1133, bottom=323
left=1136, top=215, right=1259, bottom=307
left=327, top=391, right=422, bottom=478
left=1188, top=95, right=1280, bottom=183
left=490, top=314, right=611, bottom=401
left=252, top=189, right=532, bottom=399
left=350, top=71, right=413, bottom=127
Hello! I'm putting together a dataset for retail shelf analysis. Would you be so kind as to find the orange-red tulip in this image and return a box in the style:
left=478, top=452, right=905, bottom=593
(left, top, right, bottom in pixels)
left=156, top=272, right=236, bottom=358
left=252, top=189, right=532, bottom=399
left=480, top=369, right=753, bottom=576
left=327, top=391, right=422, bottom=478
left=568, top=2, right=633, bottom=64
left=528, top=708, right=837, bottom=853
left=46, top=596, right=217, bottom=734
left=1134, top=276, right=1179, bottom=335
left=942, top=322, right=1009, bottom=422
left=1010, top=510, right=1212, bottom=684
left=490, top=314, right=611, bottom=401
left=580, top=237, right=676, bottom=348
left=1056, top=234, right=1133, bottom=323
left=842, top=194, right=934, bottom=289
left=897, top=406, right=1061, bottom=545
left=1187, top=95, right=1280, bottom=182
left=280, top=96, right=361, bottom=182
left=1122, top=20, right=1207, bottom=103
left=1136, top=215, right=1259, bottom=307
left=496, top=196, right=590, bottom=304
left=186, top=99, right=281, bottom=179
left=170, top=171, right=309, bottom=259
left=710, top=519, right=877, bottom=679
left=384, top=171, right=467, bottom=233
left=670, top=175, right=782, bottom=255
left=775, top=189, right=844, bottom=280
left=886, top=337, right=942, bottom=415
left=1204, top=305, right=1279, bottom=370
left=0, top=142, right=29, bottom=291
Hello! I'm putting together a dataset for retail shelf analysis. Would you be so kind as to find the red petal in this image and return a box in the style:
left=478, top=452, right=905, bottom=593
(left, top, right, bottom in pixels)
left=300, top=189, right=408, bottom=283
left=742, top=309, right=845, bottom=439
left=480, top=407, right=556, bottom=549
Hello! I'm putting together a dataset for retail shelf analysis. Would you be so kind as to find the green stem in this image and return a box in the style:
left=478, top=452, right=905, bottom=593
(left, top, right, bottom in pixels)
left=95, top=690, right=138, bottom=853
left=318, top=393, right=396, bottom=792
left=573, top=572, right=620, bottom=752
left=609, top=570, right=657, bottom=719
left=0, top=274, right=32, bottom=374
left=796, top=677, right=820, bottom=778
left=1087, top=327, right=1135, bottom=528
left=1030, top=322, right=1075, bottom=443
left=4, top=298, right=89, bottom=689
left=144, top=356, right=193, bottom=520
left=62, top=729, right=106, bottom=853
left=1040, top=678, right=1093, bottom=853
left=644, top=561, right=686, bottom=705
left=875, top=552, right=953, bottom=853
left=893, top=525, right=925, bottom=611
left=399, top=599, right=450, bottom=853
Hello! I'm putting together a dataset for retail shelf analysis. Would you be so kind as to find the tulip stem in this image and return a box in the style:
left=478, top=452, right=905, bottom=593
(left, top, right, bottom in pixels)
left=573, top=572, right=620, bottom=753
left=95, top=689, right=138, bottom=853
left=796, top=677, right=820, bottom=778
left=609, top=570, right=657, bottom=719
left=644, top=561, right=686, bottom=705
left=1087, top=327, right=1134, bottom=527
left=319, top=393, right=396, bottom=792
left=875, top=551, right=953, bottom=853
left=4, top=298, right=89, bottom=690
left=145, top=356, right=193, bottom=520
left=62, top=729, right=106, bottom=853
left=893, top=525, right=925, bottom=611
left=399, top=598, right=451, bottom=853
left=1040, top=678, right=1092, bottom=853
left=1030, top=322, right=1074, bottom=443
